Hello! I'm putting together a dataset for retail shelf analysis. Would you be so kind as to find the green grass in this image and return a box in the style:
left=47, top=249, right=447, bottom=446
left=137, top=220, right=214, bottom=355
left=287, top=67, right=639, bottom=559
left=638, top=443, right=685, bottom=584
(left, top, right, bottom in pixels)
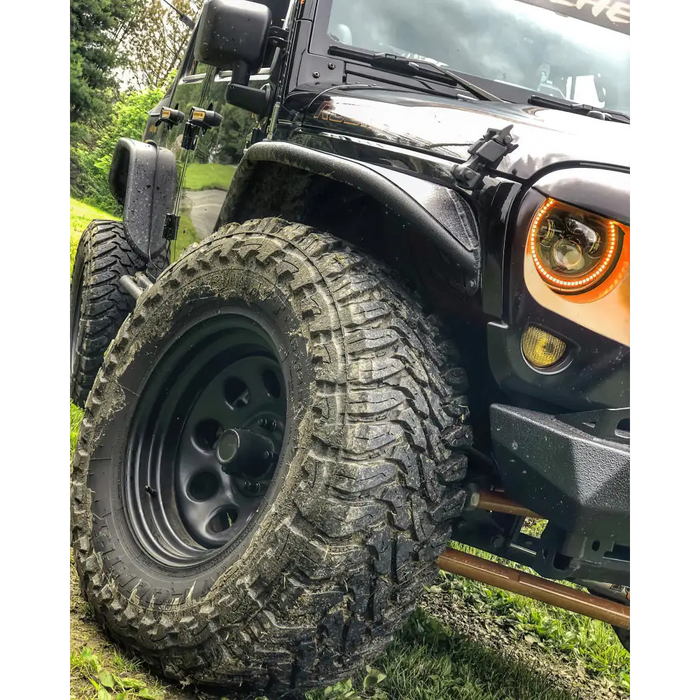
left=339, top=609, right=582, bottom=700
left=68, top=401, right=83, bottom=455
left=70, top=646, right=166, bottom=700
left=183, top=162, right=236, bottom=191
left=172, top=211, right=198, bottom=260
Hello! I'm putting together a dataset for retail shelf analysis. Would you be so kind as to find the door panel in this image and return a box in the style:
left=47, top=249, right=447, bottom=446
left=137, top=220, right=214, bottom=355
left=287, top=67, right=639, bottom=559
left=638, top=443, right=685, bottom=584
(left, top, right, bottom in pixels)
left=179, top=67, right=258, bottom=240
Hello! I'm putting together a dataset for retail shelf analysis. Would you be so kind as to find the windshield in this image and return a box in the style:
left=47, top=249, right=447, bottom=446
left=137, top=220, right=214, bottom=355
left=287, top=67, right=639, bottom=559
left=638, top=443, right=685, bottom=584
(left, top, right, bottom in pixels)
left=324, top=0, right=630, bottom=114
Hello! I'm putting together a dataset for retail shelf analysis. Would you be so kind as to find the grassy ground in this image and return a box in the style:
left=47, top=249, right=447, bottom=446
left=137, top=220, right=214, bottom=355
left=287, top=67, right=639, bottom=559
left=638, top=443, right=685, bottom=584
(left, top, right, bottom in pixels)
left=183, top=163, right=236, bottom=191
left=69, top=199, right=629, bottom=700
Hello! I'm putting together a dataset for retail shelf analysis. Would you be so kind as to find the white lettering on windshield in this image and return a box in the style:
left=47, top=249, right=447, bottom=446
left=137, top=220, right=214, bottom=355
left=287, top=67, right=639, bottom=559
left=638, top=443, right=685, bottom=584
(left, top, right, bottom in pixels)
left=547, top=0, right=629, bottom=25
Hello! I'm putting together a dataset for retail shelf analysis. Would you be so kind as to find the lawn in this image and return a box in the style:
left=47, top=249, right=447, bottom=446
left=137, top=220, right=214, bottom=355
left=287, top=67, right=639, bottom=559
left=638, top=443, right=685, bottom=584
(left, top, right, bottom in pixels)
left=69, top=198, right=629, bottom=700
left=183, top=162, right=236, bottom=191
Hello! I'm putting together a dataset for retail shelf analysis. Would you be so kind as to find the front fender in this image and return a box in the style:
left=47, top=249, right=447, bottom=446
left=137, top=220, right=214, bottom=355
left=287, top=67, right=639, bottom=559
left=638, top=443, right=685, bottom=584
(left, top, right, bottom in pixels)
left=109, top=138, right=177, bottom=258
left=218, top=141, right=481, bottom=292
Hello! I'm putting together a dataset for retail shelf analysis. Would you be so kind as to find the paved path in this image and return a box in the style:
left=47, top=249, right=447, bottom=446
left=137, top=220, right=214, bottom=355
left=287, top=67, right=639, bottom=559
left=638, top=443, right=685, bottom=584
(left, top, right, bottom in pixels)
left=182, top=189, right=227, bottom=240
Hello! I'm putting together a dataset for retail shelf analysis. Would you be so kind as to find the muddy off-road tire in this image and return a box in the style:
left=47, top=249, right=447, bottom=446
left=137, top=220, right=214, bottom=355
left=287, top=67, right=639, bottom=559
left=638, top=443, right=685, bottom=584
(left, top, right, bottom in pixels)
left=70, top=220, right=169, bottom=407
left=71, top=218, right=471, bottom=696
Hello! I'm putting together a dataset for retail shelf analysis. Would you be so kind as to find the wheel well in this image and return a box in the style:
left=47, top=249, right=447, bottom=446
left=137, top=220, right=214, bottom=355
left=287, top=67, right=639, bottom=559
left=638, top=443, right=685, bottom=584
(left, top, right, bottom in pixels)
left=228, top=161, right=476, bottom=319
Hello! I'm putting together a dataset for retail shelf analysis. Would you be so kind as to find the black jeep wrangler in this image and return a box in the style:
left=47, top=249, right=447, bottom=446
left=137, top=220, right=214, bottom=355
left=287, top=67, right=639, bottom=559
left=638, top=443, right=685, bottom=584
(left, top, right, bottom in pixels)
left=70, top=0, right=630, bottom=695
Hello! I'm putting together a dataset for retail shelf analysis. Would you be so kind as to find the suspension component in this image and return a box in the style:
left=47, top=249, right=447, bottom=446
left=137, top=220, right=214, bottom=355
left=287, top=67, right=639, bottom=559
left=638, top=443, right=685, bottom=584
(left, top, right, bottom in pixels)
left=437, top=547, right=630, bottom=629
left=466, top=485, right=543, bottom=519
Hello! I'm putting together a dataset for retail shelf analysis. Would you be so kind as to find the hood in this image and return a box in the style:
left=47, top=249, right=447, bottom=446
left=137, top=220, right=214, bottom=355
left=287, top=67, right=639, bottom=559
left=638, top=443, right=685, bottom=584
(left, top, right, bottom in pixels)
left=303, top=88, right=629, bottom=180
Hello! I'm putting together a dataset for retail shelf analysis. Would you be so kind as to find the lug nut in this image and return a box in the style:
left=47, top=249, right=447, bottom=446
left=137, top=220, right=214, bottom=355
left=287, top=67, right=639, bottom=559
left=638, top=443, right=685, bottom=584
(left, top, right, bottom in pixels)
left=257, top=418, right=277, bottom=431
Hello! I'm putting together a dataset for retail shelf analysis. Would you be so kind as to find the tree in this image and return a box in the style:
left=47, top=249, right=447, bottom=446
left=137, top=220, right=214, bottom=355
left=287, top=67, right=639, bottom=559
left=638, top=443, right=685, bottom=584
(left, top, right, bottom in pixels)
left=67, top=0, right=136, bottom=191
left=70, top=0, right=138, bottom=122
left=115, top=1, right=202, bottom=91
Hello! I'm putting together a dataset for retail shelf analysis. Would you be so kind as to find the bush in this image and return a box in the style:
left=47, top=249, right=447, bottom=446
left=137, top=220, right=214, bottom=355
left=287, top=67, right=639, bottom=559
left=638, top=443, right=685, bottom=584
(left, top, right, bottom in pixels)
left=71, top=87, right=165, bottom=215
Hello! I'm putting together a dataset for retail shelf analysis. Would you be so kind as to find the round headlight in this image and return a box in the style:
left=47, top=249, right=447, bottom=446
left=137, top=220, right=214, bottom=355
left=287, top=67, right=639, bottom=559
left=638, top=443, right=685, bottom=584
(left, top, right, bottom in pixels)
left=528, top=198, right=626, bottom=294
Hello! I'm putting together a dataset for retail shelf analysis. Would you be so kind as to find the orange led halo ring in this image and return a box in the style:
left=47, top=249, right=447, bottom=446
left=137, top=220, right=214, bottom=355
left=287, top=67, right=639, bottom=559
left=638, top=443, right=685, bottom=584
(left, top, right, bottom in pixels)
left=528, top=198, right=624, bottom=293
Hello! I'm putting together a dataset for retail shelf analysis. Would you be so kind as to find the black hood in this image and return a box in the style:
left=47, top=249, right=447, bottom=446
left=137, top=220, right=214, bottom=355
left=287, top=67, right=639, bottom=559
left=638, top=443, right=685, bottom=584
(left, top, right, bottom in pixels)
left=303, top=88, right=629, bottom=180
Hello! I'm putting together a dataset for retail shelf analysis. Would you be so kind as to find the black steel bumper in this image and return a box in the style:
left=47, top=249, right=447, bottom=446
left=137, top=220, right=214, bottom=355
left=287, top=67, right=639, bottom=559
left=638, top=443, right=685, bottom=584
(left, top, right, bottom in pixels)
left=490, top=404, right=630, bottom=543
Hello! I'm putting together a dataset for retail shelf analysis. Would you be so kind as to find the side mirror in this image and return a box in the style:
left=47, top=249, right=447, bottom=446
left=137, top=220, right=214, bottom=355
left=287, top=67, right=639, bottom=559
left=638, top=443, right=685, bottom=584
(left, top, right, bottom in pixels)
left=194, top=0, right=272, bottom=83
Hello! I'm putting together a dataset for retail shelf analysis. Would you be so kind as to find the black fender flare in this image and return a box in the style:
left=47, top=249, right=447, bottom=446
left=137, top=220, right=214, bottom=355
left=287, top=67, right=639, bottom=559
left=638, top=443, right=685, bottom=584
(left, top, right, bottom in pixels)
left=219, top=141, right=481, bottom=293
left=108, top=138, right=177, bottom=258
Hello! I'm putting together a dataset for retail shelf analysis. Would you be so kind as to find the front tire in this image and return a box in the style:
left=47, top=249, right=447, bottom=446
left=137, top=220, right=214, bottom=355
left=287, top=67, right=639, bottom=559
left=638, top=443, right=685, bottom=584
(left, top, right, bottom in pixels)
left=71, top=218, right=471, bottom=695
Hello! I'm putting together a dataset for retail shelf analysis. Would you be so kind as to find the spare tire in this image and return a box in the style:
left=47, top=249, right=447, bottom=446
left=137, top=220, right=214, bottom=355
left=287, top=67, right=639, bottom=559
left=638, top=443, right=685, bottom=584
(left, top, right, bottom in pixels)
left=71, top=218, right=471, bottom=696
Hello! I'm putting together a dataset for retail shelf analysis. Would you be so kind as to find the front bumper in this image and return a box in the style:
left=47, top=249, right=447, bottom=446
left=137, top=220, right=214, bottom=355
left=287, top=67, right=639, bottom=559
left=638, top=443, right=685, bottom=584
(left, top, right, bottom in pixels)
left=490, top=404, right=630, bottom=543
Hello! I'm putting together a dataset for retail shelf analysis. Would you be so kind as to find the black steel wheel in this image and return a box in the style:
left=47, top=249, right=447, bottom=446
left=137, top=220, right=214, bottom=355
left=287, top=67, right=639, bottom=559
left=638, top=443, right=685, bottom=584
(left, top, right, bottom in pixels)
left=71, top=218, right=472, bottom=697
left=127, top=311, right=287, bottom=561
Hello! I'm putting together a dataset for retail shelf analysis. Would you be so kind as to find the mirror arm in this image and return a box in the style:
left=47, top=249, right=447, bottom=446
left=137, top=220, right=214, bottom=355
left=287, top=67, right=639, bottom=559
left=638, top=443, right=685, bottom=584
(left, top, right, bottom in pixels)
left=226, top=83, right=273, bottom=115
left=268, top=26, right=289, bottom=49
left=231, top=60, right=251, bottom=86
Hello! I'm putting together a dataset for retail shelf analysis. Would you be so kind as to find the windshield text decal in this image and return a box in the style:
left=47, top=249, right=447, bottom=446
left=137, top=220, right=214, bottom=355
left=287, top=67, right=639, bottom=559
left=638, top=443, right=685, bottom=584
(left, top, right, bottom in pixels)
left=514, top=0, right=630, bottom=34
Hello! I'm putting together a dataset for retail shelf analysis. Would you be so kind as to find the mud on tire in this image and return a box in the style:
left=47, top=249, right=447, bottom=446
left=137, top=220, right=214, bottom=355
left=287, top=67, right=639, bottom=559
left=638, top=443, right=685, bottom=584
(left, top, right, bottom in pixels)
left=71, top=218, right=472, bottom=696
left=70, top=220, right=169, bottom=407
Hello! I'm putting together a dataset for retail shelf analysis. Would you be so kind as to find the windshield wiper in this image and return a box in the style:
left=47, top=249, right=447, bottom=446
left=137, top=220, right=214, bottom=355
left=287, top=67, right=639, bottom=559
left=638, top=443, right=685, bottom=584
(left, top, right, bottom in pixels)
left=528, top=94, right=629, bottom=123
left=328, top=45, right=504, bottom=102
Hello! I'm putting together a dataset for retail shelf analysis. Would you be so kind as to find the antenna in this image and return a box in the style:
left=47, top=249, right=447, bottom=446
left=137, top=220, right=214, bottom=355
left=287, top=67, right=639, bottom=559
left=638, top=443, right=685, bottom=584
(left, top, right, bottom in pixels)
left=161, top=0, right=196, bottom=30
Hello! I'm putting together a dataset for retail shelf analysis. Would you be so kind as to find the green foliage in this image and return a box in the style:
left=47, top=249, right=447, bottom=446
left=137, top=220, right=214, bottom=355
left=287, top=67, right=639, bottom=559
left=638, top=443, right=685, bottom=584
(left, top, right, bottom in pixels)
left=71, top=403, right=84, bottom=456
left=71, top=88, right=165, bottom=214
left=71, top=646, right=163, bottom=700
left=70, top=0, right=138, bottom=122
left=521, top=517, right=548, bottom=538
left=67, top=0, right=137, bottom=187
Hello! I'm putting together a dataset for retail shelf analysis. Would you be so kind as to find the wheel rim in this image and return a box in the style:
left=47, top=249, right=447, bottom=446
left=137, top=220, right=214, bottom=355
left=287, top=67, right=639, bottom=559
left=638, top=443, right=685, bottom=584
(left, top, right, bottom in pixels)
left=125, top=311, right=287, bottom=567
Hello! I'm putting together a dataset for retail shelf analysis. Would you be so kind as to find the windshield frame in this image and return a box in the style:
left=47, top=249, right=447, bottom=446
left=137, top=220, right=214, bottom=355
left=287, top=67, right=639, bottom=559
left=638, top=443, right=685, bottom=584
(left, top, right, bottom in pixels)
left=308, top=0, right=630, bottom=112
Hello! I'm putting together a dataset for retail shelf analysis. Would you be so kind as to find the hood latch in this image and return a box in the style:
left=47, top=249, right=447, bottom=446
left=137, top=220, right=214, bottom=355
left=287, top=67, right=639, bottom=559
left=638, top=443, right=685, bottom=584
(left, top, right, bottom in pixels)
left=453, top=123, right=518, bottom=191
